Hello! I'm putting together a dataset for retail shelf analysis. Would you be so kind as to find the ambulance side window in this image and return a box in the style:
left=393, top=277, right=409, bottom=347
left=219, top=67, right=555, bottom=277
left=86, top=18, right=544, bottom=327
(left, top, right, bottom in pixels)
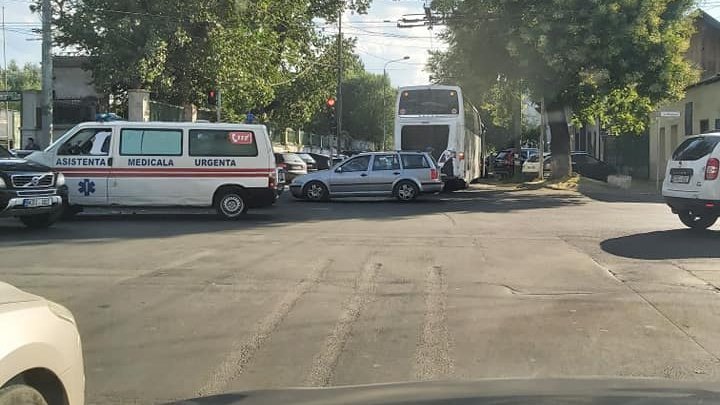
left=58, top=129, right=112, bottom=156
left=120, top=129, right=183, bottom=156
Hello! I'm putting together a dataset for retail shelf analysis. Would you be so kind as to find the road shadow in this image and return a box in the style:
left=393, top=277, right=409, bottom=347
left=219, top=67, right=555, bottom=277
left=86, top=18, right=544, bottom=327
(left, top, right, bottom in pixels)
left=601, top=229, right=720, bottom=260
left=0, top=187, right=586, bottom=246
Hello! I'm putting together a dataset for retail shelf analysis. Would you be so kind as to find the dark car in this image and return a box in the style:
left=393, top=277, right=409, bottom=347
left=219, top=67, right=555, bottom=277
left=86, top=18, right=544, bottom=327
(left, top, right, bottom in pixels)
left=571, top=152, right=617, bottom=181
left=274, top=152, right=307, bottom=183
left=296, top=153, right=318, bottom=172
left=305, top=153, right=332, bottom=170
left=0, top=145, right=67, bottom=228
left=493, top=149, right=516, bottom=178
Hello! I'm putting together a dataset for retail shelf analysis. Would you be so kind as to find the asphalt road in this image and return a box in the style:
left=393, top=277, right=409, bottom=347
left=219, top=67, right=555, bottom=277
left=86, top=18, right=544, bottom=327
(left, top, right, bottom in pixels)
left=2, top=183, right=720, bottom=404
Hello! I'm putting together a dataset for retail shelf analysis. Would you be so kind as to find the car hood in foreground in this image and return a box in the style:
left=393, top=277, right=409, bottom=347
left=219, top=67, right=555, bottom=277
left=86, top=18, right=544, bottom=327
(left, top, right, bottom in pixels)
left=0, top=281, right=43, bottom=305
left=173, top=378, right=720, bottom=405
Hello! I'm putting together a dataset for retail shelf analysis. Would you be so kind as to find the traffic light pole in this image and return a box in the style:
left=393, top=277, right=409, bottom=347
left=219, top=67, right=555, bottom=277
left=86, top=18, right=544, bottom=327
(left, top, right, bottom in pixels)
left=216, top=89, right=222, bottom=122
left=336, top=6, right=343, bottom=154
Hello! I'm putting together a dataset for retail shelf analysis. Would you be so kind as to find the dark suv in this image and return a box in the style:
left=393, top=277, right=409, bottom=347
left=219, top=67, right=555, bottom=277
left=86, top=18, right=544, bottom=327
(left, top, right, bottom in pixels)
left=0, top=145, right=67, bottom=228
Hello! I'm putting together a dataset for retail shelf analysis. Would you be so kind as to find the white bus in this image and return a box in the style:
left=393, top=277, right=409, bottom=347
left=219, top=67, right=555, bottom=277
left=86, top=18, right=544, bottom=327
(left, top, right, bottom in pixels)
left=393, top=85, right=484, bottom=189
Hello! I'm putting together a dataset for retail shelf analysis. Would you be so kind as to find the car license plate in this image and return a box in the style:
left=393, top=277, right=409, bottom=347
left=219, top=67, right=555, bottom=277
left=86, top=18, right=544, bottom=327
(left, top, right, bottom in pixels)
left=23, top=197, right=52, bottom=208
left=671, top=174, right=690, bottom=184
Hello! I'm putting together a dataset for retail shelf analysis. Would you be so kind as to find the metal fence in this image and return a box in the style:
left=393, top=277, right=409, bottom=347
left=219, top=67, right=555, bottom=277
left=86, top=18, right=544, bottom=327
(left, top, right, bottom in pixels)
left=197, top=108, right=216, bottom=122
left=149, top=101, right=184, bottom=122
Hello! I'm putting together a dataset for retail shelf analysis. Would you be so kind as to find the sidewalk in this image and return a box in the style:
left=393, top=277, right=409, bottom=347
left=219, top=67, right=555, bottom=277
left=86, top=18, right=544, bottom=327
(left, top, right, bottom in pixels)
left=575, top=177, right=663, bottom=203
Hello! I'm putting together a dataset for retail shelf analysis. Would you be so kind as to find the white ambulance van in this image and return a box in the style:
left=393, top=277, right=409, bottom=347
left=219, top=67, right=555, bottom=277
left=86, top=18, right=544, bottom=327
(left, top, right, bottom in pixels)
left=27, top=121, right=278, bottom=219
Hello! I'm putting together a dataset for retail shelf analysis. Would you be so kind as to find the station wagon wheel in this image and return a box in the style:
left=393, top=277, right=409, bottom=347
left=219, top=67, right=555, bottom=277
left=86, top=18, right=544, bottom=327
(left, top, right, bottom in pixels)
left=303, top=181, right=329, bottom=201
left=678, top=210, right=718, bottom=230
left=215, top=189, right=248, bottom=220
left=394, top=180, right=419, bottom=202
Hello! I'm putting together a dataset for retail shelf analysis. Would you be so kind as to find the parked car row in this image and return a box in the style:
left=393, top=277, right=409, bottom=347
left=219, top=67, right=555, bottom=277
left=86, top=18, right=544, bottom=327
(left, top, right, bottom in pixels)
left=521, top=152, right=617, bottom=182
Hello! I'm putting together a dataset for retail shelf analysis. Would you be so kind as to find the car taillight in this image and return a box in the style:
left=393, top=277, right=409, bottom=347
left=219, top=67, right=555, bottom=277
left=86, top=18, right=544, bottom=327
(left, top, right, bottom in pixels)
left=706, top=158, right=719, bottom=180
left=278, top=162, right=287, bottom=169
left=430, top=168, right=438, bottom=180
left=457, top=151, right=465, bottom=160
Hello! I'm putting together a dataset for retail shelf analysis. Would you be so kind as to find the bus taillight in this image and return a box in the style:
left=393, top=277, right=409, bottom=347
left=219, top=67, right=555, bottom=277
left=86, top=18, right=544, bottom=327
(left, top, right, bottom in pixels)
left=430, top=168, right=439, bottom=180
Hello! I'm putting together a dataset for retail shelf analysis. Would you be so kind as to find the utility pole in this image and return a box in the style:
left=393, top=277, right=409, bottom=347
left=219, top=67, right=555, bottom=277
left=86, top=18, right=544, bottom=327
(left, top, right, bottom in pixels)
left=2, top=7, right=9, bottom=149
left=539, top=98, right=546, bottom=180
left=336, top=6, right=343, bottom=155
left=41, top=0, right=53, bottom=147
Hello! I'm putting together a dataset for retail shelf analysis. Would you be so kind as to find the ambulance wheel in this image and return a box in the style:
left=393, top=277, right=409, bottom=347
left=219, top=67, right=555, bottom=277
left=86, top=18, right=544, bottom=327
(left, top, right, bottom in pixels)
left=215, top=188, right=248, bottom=220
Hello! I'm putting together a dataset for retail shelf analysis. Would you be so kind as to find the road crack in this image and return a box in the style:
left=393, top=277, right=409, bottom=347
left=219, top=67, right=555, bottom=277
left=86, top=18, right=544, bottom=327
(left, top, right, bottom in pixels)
left=415, top=265, right=453, bottom=380
left=304, top=259, right=381, bottom=387
left=197, top=258, right=333, bottom=396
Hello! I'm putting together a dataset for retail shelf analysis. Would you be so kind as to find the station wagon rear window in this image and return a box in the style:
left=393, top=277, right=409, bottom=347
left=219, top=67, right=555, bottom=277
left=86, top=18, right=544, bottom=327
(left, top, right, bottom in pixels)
left=672, top=136, right=720, bottom=161
left=401, top=154, right=430, bottom=169
left=120, top=129, right=182, bottom=156
left=189, top=130, right=259, bottom=157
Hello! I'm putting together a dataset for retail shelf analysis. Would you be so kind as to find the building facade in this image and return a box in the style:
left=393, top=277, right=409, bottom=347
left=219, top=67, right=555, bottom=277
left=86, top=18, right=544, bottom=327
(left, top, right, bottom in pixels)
left=649, top=11, right=720, bottom=181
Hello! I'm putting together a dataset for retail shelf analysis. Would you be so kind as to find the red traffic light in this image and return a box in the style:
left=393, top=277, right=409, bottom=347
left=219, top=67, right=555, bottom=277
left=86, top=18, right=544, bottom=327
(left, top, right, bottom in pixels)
left=326, top=97, right=336, bottom=107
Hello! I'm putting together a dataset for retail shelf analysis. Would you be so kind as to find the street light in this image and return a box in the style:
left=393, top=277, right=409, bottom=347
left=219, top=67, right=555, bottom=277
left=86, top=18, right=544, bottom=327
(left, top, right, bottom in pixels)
left=382, top=56, right=410, bottom=151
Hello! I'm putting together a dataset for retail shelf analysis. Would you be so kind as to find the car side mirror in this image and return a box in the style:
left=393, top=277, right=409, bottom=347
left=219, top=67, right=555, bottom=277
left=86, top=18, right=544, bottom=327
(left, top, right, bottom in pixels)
left=335, top=166, right=343, bottom=173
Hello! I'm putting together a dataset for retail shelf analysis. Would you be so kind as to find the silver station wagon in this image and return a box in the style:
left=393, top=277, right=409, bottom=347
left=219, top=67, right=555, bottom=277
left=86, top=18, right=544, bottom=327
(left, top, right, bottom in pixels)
left=290, top=151, right=443, bottom=201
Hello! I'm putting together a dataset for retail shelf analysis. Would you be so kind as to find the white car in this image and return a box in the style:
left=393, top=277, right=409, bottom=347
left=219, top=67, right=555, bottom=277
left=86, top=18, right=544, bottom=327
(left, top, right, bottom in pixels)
left=0, top=282, right=84, bottom=405
left=662, top=133, right=720, bottom=230
left=521, top=153, right=550, bottom=179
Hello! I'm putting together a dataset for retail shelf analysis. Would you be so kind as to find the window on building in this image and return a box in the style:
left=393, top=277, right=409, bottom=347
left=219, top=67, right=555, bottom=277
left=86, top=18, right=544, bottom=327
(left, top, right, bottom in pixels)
left=120, top=129, right=182, bottom=156
left=715, top=119, right=720, bottom=130
left=671, top=125, right=679, bottom=151
left=685, top=102, right=694, bottom=134
left=659, top=128, right=667, bottom=172
left=700, top=119, right=710, bottom=133
left=189, top=130, right=258, bottom=157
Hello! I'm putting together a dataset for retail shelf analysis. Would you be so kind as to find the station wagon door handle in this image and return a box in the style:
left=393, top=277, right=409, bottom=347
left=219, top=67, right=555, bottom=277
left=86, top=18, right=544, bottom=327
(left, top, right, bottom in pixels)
left=393, top=172, right=401, bottom=175
left=361, top=173, right=368, bottom=177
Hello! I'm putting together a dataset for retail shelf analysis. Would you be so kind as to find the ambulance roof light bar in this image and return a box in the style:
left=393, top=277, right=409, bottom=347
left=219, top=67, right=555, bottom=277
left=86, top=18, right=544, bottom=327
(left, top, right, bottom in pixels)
left=95, top=113, right=124, bottom=122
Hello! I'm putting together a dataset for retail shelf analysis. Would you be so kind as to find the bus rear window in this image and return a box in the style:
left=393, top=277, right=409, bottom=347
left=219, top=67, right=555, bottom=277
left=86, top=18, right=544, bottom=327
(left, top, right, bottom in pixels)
left=672, top=136, right=720, bottom=161
left=400, top=125, right=449, bottom=160
left=399, top=89, right=459, bottom=115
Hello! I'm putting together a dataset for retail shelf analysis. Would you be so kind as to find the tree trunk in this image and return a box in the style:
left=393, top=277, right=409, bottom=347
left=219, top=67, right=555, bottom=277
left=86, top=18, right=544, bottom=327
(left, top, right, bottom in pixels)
left=547, top=100, right=572, bottom=179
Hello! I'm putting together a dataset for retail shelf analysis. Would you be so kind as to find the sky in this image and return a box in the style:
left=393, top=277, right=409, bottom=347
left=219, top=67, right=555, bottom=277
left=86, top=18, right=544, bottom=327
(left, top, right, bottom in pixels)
left=2, top=0, right=720, bottom=87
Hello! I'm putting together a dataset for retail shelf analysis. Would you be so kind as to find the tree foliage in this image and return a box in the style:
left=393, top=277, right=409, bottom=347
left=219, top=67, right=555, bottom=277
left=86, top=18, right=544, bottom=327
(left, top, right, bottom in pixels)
left=48, top=0, right=371, bottom=129
left=0, top=61, right=41, bottom=91
left=430, top=0, right=697, bottom=177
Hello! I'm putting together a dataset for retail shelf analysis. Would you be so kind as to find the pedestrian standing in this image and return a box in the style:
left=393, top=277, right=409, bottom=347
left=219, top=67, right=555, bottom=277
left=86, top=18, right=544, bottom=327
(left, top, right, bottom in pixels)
left=25, top=137, right=41, bottom=151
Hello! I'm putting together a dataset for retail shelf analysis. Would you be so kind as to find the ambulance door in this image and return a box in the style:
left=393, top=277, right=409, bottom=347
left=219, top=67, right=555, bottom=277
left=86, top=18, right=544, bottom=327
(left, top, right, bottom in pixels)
left=53, top=127, right=113, bottom=206
left=109, top=127, right=184, bottom=206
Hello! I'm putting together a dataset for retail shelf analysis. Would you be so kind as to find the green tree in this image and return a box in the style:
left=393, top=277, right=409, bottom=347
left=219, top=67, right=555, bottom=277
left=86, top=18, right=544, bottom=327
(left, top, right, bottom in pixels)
left=306, top=66, right=394, bottom=149
left=47, top=0, right=372, bottom=128
left=431, top=0, right=697, bottom=178
left=0, top=60, right=41, bottom=91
